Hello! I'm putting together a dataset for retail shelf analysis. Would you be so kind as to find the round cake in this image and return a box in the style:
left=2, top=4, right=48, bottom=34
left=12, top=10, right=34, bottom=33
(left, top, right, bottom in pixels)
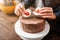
left=19, top=16, right=45, bottom=33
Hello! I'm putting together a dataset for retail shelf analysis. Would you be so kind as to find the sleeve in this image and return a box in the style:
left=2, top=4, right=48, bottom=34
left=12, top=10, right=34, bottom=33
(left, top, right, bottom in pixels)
left=21, top=0, right=35, bottom=9
left=35, top=0, right=44, bottom=8
left=53, top=6, right=60, bottom=21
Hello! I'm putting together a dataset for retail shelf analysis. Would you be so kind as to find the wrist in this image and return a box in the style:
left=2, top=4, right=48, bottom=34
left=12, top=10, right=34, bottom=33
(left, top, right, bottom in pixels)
left=50, top=13, right=56, bottom=20
left=52, top=13, right=56, bottom=20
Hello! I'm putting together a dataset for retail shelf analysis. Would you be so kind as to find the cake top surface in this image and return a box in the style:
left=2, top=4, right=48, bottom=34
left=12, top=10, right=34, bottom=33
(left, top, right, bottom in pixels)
left=19, top=16, right=45, bottom=24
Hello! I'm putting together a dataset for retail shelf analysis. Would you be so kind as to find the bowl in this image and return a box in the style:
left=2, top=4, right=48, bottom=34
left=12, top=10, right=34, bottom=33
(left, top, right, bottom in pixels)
left=0, top=2, right=16, bottom=14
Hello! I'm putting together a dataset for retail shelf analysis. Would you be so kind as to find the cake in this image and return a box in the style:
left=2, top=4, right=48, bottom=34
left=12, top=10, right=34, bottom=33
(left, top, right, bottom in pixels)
left=19, top=16, right=45, bottom=33
left=19, top=9, right=45, bottom=33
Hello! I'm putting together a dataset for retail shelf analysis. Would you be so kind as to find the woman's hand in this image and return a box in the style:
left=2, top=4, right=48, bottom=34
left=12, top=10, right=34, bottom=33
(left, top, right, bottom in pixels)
left=15, top=3, right=26, bottom=16
left=35, top=7, right=56, bottom=20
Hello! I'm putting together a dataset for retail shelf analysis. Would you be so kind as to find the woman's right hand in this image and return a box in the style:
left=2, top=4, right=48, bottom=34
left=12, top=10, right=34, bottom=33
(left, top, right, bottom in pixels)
left=15, top=3, right=26, bottom=16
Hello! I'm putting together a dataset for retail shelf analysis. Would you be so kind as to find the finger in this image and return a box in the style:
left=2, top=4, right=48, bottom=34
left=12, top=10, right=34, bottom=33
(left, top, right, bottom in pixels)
left=15, top=9, right=21, bottom=16
left=15, top=6, right=19, bottom=15
left=17, top=5, right=25, bottom=13
left=15, top=5, right=20, bottom=13
left=40, top=10, right=53, bottom=13
left=34, top=7, right=41, bottom=13
left=17, top=10, right=21, bottom=16
left=41, top=16, right=52, bottom=19
left=34, top=9, right=40, bottom=13
left=19, top=3, right=26, bottom=12
left=42, top=13, right=56, bottom=19
left=15, top=6, right=24, bottom=15
left=39, top=13, right=50, bottom=16
left=40, top=7, right=53, bottom=13
left=41, top=7, right=52, bottom=10
left=18, top=8, right=24, bottom=14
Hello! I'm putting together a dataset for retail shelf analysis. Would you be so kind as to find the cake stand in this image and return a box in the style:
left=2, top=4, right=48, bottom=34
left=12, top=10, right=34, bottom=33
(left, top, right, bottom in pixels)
left=15, top=20, right=50, bottom=40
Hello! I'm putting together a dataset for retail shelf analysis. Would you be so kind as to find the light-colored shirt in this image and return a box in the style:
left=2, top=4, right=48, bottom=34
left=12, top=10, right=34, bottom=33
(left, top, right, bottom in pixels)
left=35, top=0, right=44, bottom=8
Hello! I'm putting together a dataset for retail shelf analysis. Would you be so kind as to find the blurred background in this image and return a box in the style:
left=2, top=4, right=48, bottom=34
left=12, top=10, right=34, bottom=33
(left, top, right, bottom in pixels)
left=0, top=0, right=19, bottom=15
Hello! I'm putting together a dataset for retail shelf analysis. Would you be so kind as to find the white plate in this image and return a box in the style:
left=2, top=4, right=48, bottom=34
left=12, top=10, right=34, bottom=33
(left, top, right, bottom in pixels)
left=15, top=20, right=50, bottom=39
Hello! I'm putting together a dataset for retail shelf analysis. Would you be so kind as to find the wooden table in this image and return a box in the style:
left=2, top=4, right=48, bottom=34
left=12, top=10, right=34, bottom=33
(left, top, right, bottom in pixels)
left=0, top=12, right=22, bottom=40
left=0, top=11, right=60, bottom=40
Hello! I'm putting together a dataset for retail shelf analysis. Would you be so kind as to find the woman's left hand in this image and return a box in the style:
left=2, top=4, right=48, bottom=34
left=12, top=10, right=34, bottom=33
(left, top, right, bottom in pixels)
left=38, top=7, right=56, bottom=20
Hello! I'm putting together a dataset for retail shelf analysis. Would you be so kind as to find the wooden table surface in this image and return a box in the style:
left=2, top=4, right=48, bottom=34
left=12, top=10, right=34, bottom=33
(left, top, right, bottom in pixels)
left=0, top=11, right=60, bottom=40
left=0, top=12, right=22, bottom=40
